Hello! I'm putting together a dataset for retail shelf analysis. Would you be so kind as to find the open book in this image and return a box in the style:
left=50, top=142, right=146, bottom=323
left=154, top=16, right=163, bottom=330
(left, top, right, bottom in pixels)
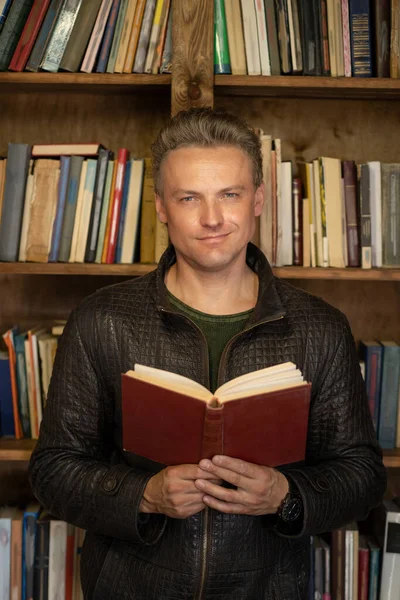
left=121, top=362, right=311, bottom=467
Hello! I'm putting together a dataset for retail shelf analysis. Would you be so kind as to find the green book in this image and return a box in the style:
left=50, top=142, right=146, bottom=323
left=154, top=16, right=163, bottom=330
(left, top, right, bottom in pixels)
left=0, top=0, right=34, bottom=71
left=106, top=0, right=128, bottom=73
left=95, top=159, right=114, bottom=263
left=214, top=0, right=230, bottom=74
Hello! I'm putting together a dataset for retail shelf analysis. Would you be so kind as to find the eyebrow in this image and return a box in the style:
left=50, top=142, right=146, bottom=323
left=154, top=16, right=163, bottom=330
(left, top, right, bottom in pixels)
left=172, top=185, right=247, bottom=196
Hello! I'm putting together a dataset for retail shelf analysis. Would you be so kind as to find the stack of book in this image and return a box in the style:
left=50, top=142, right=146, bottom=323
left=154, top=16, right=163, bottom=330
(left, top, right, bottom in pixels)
left=0, top=143, right=169, bottom=266
left=0, top=322, right=65, bottom=440
left=215, top=0, right=392, bottom=78
left=255, top=132, right=400, bottom=269
left=0, top=504, right=84, bottom=600
left=0, top=0, right=172, bottom=74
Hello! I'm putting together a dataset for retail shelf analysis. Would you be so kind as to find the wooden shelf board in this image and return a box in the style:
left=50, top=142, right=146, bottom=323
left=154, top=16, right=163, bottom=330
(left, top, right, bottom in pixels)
left=0, top=263, right=399, bottom=280
left=1, top=439, right=399, bottom=466
left=215, top=75, right=400, bottom=99
left=0, top=72, right=171, bottom=94
left=0, top=438, right=36, bottom=461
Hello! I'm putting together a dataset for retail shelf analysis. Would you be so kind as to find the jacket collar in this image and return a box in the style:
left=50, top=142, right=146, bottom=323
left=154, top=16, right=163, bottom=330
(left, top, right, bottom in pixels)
left=155, top=243, right=285, bottom=325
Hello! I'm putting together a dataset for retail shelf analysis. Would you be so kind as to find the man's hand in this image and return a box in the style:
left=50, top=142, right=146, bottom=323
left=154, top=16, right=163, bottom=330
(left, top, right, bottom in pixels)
left=194, top=455, right=289, bottom=516
left=140, top=465, right=222, bottom=519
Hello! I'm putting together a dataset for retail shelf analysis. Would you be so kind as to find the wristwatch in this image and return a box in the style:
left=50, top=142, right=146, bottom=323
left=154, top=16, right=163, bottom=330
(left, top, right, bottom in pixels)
left=277, top=483, right=303, bottom=523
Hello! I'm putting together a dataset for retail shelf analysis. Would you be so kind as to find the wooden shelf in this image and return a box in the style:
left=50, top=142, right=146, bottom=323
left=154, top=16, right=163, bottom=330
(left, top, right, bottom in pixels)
left=0, top=72, right=171, bottom=94
left=0, top=263, right=399, bottom=280
left=215, top=75, right=400, bottom=99
left=0, top=439, right=36, bottom=461
left=1, top=438, right=399, bottom=467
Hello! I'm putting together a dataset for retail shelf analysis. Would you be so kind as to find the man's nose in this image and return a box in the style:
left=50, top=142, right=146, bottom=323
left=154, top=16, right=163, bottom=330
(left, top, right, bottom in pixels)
left=200, top=200, right=223, bottom=228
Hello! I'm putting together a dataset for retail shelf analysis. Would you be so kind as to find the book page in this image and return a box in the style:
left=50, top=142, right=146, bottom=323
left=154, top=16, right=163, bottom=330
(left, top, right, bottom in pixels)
left=126, top=364, right=211, bottom=400
left=215, top=361, right=299, bottom=396
left=218, top=370, right=304, bottom=398
left=219, top=380, right=309, bottom=403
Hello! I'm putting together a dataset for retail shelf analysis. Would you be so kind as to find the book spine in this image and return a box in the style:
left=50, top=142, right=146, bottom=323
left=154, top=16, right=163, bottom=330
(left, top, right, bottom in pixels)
left=10, top=515, right=23, bottom=600
left=9, top=0, right=52, bottom=71
left=358, top=547, right=369, bottom=600
left=115, top=159, right=131, bottom=263
left=85, top=148, right=111, bottom=263
left=274, top=0, right=292, bottom=73
left=360, top=163, right=372, bottom=269
left=151, top=0, right=170, bottom=73
left=105, top=0, right=128, bottom=73
left=368, top=546, right=380, bottom=600
left=378, top=346, right=400, bottom=449
left=331, top=528, right=345, bottom=600
left=95, top=0, right=121, bottom=72
left=341, top=0, right=352, bottom=76
left=121, top=158, right=144, bottom=264
left=80, top=0, right=113, bottom=73
left=95, top=159, right=114, bottom=263
left=254, top=0, right=271, bottom=75
left=14, top=333, right=31, bottom=437
left=122, top=0, right=147, bottom=73
left=41, top=0, right=83, bottom=72
left=140, top=158, right=156, bottom=263
left=25, top=0, right=64, bottom=71
left=106, top=148, right=128, bottom=263
left=319, top=0, right=331, bottom=74
left=58, top=156, right=84, bottom=262
left=0, top=0, right=13, bottom=26
left=144, top=0, right=166, bottom=74
left=0, top=143, right=32, bottom=262
left=133, top=0, right=157, bottom=73
left=292, top=177, right=303, bottom=265
left=23, top=514, right=37, bottom=600
left=2, top=330, right=22, bottom=439
left=214, top=0, right=231, bottom=74
left=349, top=0, right=373, bottom=76
left=381, top=164, right=400, bottom=267
left=299, top=0, right=317, bottom=75
left=160, top=5, right=172, bottom=73
left=48, top=156, right=71, bottom=262
left=342, top=160, right=360, bottom=267
left=363, top=345, right=382, bottom=432
left=0, top=354, right=15, bottom=437
left=60, top=0, right=104, bottom=72
left=200, top=405, right=224, bottom=459
left=0, top=517, right=11, bottom=599
left=0, top=0, right=34, bottom=71
left=374, top=0, right=390, bottom=77
left=264, top=0, right=281, bottom=74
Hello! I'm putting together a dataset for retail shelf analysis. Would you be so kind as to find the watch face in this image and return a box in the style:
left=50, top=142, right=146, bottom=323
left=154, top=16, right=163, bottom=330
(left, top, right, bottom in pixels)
left=281, top=497, right=302, bottom=522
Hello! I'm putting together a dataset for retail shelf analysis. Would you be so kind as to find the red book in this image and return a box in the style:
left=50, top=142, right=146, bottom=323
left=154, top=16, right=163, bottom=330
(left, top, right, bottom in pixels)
left=121, top=362, right=311, bottom=466
left=358, top=535, right=370, bottom=600
left=9, top=0, right=52, bottom=72
left=105, top=148, right=129, bottom=264
left=65, top=524, right=75, bottom=600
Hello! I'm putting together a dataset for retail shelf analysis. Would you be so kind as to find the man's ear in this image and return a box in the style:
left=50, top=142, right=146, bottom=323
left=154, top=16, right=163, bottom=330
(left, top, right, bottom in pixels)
left=254, top=182, right=265, bottom=217
left=155, top=194, right=168, bottom=224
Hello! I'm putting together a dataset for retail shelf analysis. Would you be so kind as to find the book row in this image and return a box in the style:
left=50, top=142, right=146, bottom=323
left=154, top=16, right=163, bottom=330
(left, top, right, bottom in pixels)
left=0, top=0, right=172, bottom=74
left=215, top=0, right=392, bottom=78
left=0, top=143, right=169, bottom=265
left=0, top=323, right=64, bottom=440
left=255, top=132, right=400, bottom=268
left=0, top=503, right=84, bottom=600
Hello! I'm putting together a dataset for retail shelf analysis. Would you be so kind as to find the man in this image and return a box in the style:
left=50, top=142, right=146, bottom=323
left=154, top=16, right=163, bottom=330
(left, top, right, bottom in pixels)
left=29, top=108, right=386, bottom=599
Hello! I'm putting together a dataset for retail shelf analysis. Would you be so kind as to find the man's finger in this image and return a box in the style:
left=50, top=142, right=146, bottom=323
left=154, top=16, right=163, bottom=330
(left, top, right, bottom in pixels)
left=195, top=479, right=244, bottom=503
left=202, top=495, right=246, bottom=514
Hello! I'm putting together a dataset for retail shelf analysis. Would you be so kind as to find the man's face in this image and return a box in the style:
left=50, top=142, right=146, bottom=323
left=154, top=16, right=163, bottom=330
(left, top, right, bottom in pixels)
left=155, top=145, right=264, bottom=272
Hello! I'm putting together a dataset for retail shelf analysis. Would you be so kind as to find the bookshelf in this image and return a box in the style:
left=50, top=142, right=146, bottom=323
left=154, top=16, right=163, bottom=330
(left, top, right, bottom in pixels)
left=0, top=0, right=399, bottom=506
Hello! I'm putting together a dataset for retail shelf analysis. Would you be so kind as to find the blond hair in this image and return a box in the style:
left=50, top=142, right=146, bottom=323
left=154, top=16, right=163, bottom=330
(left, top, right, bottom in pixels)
left=151, top=107, right=262, bottom=196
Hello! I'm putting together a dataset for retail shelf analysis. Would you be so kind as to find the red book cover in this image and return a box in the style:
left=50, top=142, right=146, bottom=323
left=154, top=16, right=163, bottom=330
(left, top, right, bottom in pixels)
left=9, top=0, right=52, bottom=72
left=358, top=536, right=370, bottom=600
left=65, top=524, right=75, bottom=600
left=121, top=369, right=311, bottom=466
left=106, top=148, right=129, bottom=264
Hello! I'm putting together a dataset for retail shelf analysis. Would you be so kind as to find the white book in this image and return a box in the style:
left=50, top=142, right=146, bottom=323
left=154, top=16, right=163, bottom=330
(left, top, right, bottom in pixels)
left=224, top=0, right=247, bottom=75
left=75, top=159, right=97, bottom=263
left=379, top=500, right=400, bottom=600
left=368, top=161, right=382, bottom=268
left=253, top=0, right=271, bottom=75
left=0, top=508, right=13, bottom=600
left=18, top=161, right=34, bottom=262
left=313, top=159, right=324, bottom=267
left=341, top=177, right=348, bottom=267
left=240, top=0, right=261, bottom=75
left=322, top=157, right=345, bottom=268
left=24, top=338, right=38, bottom=439
left=120, top=159, right=144, bottom=263
left=48, top=520, right=67, bottom=600
left=287, top=0, right=303, bottom=73
left=276, top=161, right=293, bottom=266
left=259, top=133, right=273, bottom=262
left=69, top=161, right=88, bottom=263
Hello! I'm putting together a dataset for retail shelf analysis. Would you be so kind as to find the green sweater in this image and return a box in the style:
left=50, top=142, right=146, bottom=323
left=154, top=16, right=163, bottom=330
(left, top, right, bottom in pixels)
left=168, top=291, right=253, bottom=392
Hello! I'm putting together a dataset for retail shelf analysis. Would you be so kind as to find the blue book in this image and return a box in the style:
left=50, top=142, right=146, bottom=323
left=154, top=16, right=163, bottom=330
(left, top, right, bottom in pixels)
left=0, top=350, right=15, bottom=437
left=14, top=331, right=31, bottom=438
left=22, top=503, right=41, bottom=600
left=377, top=342, right=400, bottom=449
left=95, top=0, right=121, bottom=73
left=366, top=536, right=380, bottom=600
left=49, top=156, right=71, bottom=262
left=26, top=0, right=65, bottom=72
left=57, top=155, right=84, bottom=262
left=359, top=340, right=383, bottom=432
left=0, top=0, right=13, bottom=27
left=115, top=159, right=131, bottom=263
left=349, top=0, right=373, bottom=77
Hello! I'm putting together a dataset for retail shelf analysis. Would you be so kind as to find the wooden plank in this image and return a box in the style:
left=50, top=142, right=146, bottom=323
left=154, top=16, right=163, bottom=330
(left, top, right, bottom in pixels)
left=215, top=75, right=400, bottom=99
left=171, top=0, right=214, bottom=115
left=0, top=439, right=36, bottom=461
left=383, top=450, right=400, bottom=468
left=274, top=268, right=400, bottom=281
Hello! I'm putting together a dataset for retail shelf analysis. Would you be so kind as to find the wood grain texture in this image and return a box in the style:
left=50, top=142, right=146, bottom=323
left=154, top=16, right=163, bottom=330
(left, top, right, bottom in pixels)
left=171, top=0, right=214, bottom=115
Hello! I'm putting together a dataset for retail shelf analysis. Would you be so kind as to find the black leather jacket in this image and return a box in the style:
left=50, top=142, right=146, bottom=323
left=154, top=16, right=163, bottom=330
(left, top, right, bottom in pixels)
left=29, top=244, right=386, bottom=600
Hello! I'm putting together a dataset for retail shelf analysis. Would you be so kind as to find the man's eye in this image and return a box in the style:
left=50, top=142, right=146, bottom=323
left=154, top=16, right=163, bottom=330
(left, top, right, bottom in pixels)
left=224, top=192, right=238, bottom=198
left=181, top=196, right=194, bottom=202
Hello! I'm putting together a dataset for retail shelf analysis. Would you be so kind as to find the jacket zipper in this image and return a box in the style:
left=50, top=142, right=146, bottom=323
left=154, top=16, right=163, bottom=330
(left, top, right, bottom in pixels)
left=160, top=307, right=285, bottom=600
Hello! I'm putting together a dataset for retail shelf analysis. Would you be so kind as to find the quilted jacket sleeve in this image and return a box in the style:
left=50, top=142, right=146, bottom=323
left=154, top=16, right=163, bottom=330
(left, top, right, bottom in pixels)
left=28, top=308, right=166, bottom=545
left=278, top=315, right=387, bottom=538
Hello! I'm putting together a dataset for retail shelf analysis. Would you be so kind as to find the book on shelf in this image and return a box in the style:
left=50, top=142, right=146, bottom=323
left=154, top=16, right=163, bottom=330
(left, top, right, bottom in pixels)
left=25, top=0, right=64, bottom=72
left=132, top=0, right=157, bottom=74
left=95, top=0, right=121, bottom=73
left=41, top=0, right=83, bottom=73
left=59, top=0, right=104, bottom=73
left=223, top=0, right=247, bottom=76
left=121, top=361, right=311, bottom=466
left=8, top=0, right=52, bottom=72
left=80, top=0, right=113, bottom=74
